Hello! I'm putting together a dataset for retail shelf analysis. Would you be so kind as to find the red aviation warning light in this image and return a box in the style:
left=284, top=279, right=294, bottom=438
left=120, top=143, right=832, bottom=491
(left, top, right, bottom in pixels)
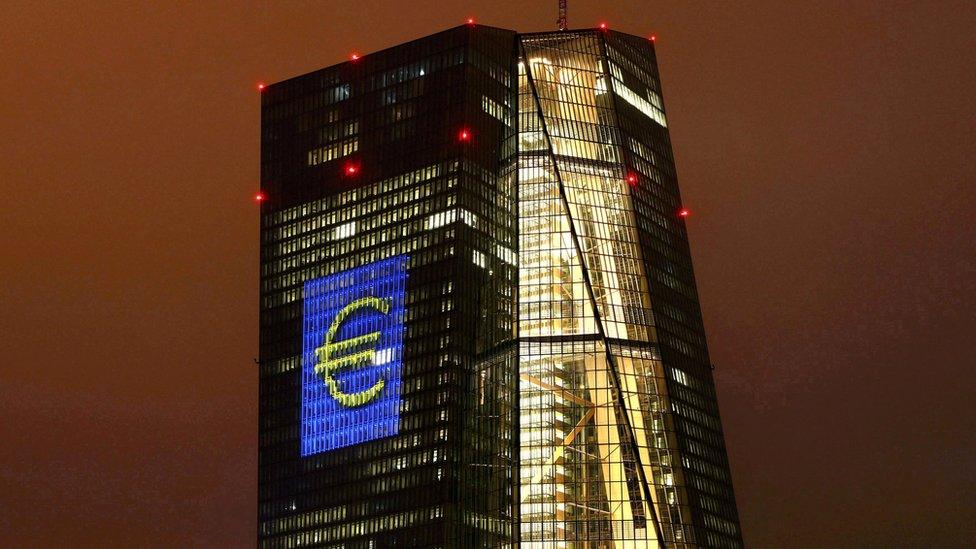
left=458, top=128, right=471, bottom=142
left=350, top=53, right=360, bottom=61
left=649, top=34, right=657, bottom=42
left=599, top=22, right=608, bottom=30
left=344, top=163, right=359, bottom=176
left=626, top=173, right=638, bottom=186
left=466, top=17, right=475, bottom=25
left=257, top=83, right=266, bottom=91
left=678, top=208, right=691, bottom=218
left=254, top=191, right=265, bottom=203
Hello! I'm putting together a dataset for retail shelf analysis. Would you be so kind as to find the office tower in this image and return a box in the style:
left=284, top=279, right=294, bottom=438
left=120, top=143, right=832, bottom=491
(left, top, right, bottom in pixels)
left=259, top=24, right=741, bottom=548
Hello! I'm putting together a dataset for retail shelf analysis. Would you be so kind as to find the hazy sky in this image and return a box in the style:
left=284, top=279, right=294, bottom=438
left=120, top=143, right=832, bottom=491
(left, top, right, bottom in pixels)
left=1, top=1, right=974, bottom=546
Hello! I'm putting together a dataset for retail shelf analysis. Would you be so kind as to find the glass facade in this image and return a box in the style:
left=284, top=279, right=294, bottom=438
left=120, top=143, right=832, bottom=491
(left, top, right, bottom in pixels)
left=259, top=25, right=740, bottom=548
left=516, top=31, right=741, bottom=547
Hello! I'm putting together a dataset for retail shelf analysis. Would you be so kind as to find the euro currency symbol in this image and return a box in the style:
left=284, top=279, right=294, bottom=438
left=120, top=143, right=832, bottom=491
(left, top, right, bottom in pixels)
left=315, top=296, right=391, bottom=407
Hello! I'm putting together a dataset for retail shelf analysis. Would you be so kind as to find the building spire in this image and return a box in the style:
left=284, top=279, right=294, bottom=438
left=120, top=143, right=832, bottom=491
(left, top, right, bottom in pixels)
left=558, top=0, right=567, bottom=30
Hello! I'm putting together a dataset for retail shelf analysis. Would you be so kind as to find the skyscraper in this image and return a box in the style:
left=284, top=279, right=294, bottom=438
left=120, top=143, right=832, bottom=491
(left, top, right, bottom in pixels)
left=259, top=24, right=741, bottom=548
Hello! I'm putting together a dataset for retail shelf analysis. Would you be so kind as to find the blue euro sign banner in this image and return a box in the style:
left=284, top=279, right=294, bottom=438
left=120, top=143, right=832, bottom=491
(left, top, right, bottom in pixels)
left=301, top=256, right=408, bottom=455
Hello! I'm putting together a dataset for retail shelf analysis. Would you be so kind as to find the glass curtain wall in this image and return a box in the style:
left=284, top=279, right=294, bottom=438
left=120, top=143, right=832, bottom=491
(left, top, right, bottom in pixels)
left=517, top=31, right=697, bottom=548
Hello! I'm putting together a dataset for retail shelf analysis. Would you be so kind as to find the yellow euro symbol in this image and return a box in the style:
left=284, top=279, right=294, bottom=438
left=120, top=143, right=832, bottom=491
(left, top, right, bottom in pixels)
left=314, top=296, right=391, bottom=407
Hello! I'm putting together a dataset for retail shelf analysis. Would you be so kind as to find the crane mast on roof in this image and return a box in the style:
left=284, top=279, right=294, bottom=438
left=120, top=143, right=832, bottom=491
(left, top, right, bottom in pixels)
left=558, top=0, right=567, bottom=30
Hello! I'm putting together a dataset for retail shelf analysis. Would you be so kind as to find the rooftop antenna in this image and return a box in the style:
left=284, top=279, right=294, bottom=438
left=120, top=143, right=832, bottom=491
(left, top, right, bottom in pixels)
left=558, top=0, right=567, bottom=30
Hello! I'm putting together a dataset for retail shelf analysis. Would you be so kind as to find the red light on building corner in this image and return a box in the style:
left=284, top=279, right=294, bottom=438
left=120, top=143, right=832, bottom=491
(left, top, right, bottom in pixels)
left=350, top=53, right=360, bottom=61
left=254, top=191, right=265, bottom=203
left=678, top=208, right=691, bottom=218
left=257, top=83, right=266, bottom=91
left=466, top=17, right=475, bottom=25
left=599, top=23, right=608, bottom=30
left=649, top=34, right=657, bottom=42
left=344, top=163, right=359, bottom=176
left=626, top=173, right=638, bottom=186
left=458, top=128, right=471, bottom=142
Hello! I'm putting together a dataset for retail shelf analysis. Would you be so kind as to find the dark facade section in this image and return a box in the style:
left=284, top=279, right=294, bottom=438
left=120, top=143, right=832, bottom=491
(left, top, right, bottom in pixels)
left=259, top=25, right=519, bottom=547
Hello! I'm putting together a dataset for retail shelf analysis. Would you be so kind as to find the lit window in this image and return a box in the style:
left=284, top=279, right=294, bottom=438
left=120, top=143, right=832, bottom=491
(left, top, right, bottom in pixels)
left=608, top=67, right=668, bottom=127
left=333, top=221, right=356, bottom=240
left=425, top=208, right=478, bottom=230
left=673, top=368, right=690, bottom=386
left=472, top=250, right=487, bottom=269
left=307, top=138, right=359, bottom=166
left=482, top=96, right=509, bottom=124
left=495, top=245, right=517, bottom=266
left=373, top=347, right=393, bottom=365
